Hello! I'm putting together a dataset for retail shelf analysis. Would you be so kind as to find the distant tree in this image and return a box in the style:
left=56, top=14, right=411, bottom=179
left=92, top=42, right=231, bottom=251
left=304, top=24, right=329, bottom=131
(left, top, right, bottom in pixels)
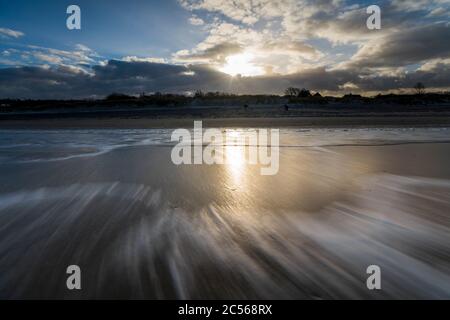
left=285, top=87, right=311, bottom=97
left=205, top=91, right=228, bottom=97
left=285, top=87, right=300, bottom=97
left=298, top=88, right=312, bottom=98
left=414, top=82, right=425, bottom=95
left=194, top=90, right=204, bottom=98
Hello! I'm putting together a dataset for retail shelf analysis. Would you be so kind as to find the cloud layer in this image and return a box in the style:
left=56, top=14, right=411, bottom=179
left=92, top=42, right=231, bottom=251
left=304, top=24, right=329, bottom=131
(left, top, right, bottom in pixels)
left=2, top=57, right=450, bottom=99
left=1, top=0, right=450, bottom=98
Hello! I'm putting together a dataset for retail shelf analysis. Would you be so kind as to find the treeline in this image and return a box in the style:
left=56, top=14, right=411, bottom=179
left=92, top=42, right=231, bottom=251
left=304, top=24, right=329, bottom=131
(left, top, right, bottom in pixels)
left=1, top=89, right=450, bottom=112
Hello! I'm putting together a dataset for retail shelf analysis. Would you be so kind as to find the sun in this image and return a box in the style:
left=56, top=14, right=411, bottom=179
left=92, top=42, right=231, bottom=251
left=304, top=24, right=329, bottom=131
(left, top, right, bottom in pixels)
left=219, top=52, right=264, bottom=77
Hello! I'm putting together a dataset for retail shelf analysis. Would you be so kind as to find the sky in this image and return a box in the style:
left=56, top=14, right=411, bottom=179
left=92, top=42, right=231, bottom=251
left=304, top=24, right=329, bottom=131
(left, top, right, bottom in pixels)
left=0, top=0, right=450, bottom=98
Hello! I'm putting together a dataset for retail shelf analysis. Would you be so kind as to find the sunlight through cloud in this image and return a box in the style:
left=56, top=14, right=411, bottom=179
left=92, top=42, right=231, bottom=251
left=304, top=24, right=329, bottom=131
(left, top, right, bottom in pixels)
left=219, top=52, right=264, bottom=77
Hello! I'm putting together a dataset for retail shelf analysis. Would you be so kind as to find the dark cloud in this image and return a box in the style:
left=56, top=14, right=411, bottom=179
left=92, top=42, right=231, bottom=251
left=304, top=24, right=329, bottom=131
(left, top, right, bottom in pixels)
left=0, top=60, right=232, bottom=98
left=175, top=42, right=243, bottom=63
left=93, top=60, right=187, bottom=80
left=346, top=23, right=450, bottom=69
left=1, top=58, right=450, bottom=99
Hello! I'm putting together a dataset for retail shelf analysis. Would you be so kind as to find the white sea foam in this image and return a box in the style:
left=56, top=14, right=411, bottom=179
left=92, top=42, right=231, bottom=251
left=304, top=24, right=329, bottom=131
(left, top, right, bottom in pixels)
left=0, top=127, right=449, bottom=163
left=0, top=174, right=448, bottom=299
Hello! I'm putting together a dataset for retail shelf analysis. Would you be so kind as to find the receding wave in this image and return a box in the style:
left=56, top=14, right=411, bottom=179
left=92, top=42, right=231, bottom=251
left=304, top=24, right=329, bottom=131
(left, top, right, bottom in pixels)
left=0, top=174, right=449, bottom=299
left=1, top=127, right=450, bottom=163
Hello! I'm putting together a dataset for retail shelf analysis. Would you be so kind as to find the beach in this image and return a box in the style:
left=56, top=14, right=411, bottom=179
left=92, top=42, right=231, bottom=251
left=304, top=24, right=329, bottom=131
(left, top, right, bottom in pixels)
left=0, top=126, right=449, bottom=299
left=2, top=0, right=450, bottom=305
left=2, top=116, right=450, bottom=129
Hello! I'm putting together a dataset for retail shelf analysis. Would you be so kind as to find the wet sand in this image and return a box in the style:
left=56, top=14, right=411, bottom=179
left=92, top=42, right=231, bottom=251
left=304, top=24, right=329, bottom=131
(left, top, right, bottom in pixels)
left=1, top=116, right=450, bottom=129
left=0, top=128, right=449, bottom=299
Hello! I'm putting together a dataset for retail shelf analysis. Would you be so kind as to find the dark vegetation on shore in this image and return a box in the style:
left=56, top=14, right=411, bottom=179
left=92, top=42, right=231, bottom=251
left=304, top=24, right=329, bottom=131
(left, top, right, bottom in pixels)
left=1, top=87, right=450, bottom=114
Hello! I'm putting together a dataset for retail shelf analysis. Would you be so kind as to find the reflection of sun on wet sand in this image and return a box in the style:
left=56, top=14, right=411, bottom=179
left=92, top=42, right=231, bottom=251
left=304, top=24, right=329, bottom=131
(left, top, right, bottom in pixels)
left=225, top=144, right=245, bottom=184
left=0, top=127, right=449, bottom=299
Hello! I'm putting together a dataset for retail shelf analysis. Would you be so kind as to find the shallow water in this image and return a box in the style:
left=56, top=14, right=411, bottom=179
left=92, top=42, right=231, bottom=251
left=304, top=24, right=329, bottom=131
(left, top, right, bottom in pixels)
left=0, top=127, right=449, bottom=299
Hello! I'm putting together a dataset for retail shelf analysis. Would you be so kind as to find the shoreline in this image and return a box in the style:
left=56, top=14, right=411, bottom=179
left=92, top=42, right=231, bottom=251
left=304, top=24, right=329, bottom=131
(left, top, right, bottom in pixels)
left=1, top=116, right=450, bottom=129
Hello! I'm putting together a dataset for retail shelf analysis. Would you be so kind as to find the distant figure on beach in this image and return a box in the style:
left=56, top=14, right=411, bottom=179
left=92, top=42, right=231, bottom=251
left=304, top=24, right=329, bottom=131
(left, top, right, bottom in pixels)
left=284, top=104, right=289, bottom=111
left=244, top=104, right=248, bottom=109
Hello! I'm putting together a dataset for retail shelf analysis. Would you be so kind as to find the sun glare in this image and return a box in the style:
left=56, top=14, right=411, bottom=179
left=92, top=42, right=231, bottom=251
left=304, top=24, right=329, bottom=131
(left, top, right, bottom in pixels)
left=219, top=52, right=264, bottom=77
left=225, top=130, right=246, bottom=184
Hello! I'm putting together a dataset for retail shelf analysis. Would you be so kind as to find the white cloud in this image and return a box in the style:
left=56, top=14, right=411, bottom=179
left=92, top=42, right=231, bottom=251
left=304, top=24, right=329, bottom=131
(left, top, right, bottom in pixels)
left=180, top=0, right=263, bottom=25
left=419, top=58, right=450, bottom=71
left=189, top=16, right=205, bottom=26
left=122, top=56, right=166, bottom=63
left=75, top=44, right=93, bottom=52
left=427, top=7, right=450, bottom=17
left=0, top=27, right=24, bottom=38
left=173, top=18, right=326, bottom=75
left=27, top=44, right=98, bottom=64
left=33, top=52, right=63, bottom=64
left=176, top=0, right=450, bottom=82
